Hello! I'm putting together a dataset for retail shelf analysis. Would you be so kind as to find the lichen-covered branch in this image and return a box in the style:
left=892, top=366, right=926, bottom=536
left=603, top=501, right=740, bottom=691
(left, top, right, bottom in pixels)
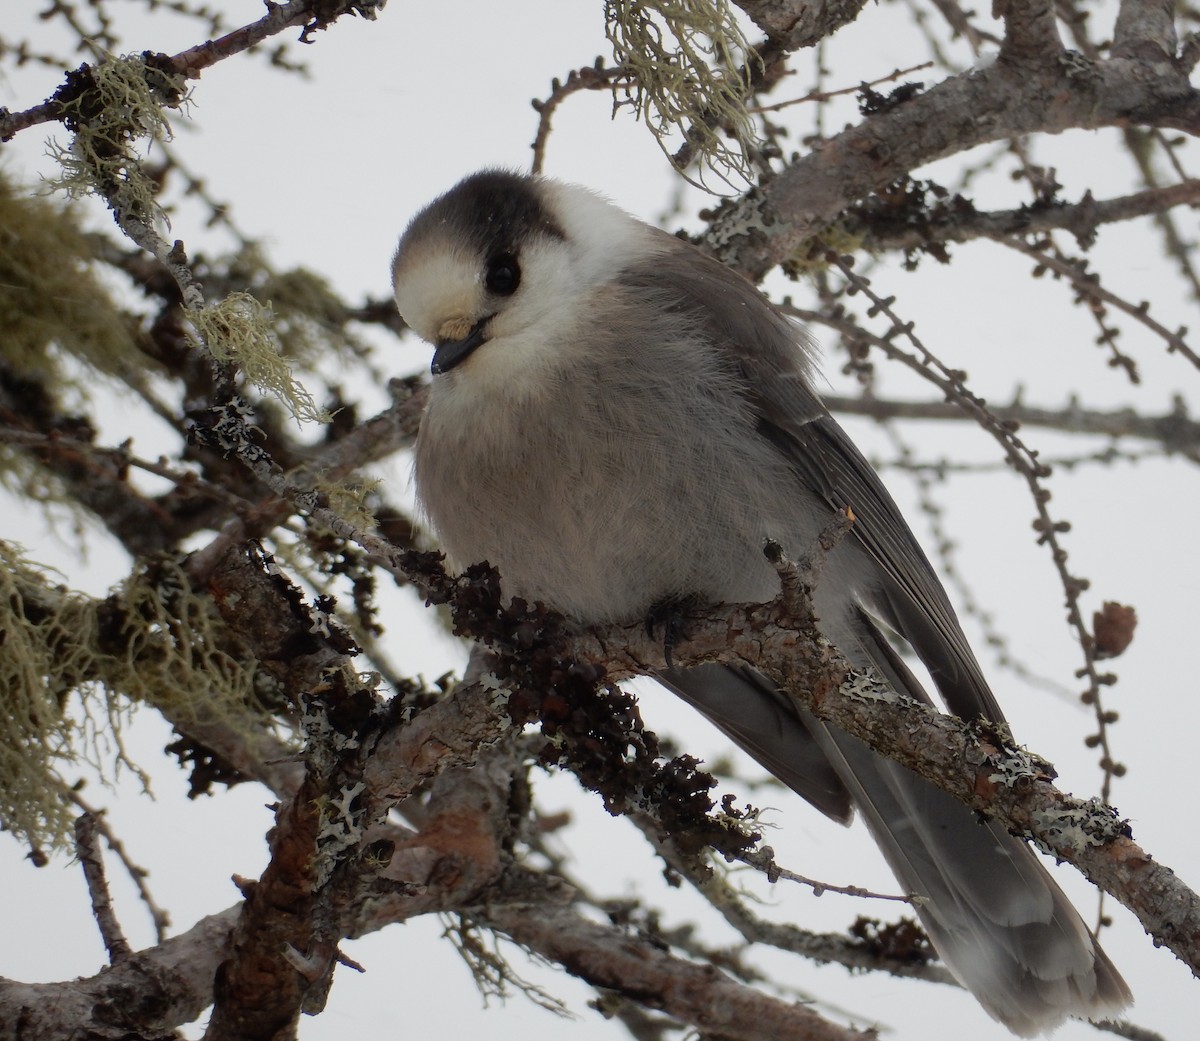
left=485, top=897, right=876, bottom=1041
left=709, top=57, right=1200, bottom=279
left=563, top=600, right=1200, bottom=977
left=0, top=1, right=386, bottom=141
left=848, top=181, right=1200, bottom=253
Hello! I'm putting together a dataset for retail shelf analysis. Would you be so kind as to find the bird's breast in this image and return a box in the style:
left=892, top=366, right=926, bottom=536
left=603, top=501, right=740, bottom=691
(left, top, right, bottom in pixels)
left=414, top=341, right=819, bottom=623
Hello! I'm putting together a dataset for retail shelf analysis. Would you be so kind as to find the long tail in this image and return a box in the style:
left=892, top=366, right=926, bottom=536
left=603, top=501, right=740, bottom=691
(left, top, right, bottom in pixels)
left=659, top=657, right=1132, bottom=1036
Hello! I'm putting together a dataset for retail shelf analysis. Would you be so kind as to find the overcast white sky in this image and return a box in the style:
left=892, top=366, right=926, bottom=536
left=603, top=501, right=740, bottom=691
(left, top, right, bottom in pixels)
left=1, top=2, right=1197, bottom=1040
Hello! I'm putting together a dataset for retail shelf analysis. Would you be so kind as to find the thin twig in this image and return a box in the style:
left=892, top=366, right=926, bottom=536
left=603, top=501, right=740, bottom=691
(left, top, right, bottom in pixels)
left=824, top=256, right=1127, bottom=800
left=74, top=811, right=132, bottom=963
left=1001, top=235, right=1200, bottom=374
left=69, top=792, right=171, bottom=943
left=737, top=847, right=917, bottom=904
left=748, top=62, right=934, bottom=113
left=530, top=61, right=628, bottom=175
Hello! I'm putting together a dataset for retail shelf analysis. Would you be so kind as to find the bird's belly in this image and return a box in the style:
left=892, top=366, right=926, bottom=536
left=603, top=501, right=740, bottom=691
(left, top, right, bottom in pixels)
left=416, top=391, right=818, bottom=623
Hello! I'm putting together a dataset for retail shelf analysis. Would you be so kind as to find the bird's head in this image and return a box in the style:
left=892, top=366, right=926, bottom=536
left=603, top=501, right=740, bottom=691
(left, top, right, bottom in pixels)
left=392, top=169, right=655, bottom=378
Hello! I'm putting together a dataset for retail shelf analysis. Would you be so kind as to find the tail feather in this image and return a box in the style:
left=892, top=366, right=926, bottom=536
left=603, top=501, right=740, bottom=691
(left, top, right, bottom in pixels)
left=806, top=711, right=1131, bottom=1035
left=660, top=662, right=852, bottom=823
left=660, top=655, right=1133, bottom=1035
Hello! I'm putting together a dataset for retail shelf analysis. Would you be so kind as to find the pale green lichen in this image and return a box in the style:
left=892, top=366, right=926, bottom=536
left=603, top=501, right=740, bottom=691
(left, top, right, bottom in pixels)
left=314, top=475, right=381, bottom=532
left=114, top=556, right=269, bottom=724
left=0, top=547, right=108, bottom=849
left=605, top=0, right=762, bottom=187
left=218, top=246, right=371, bottom=367
left=783, top=225, right=870, bottom=277
left=0, top=172, right=157, bottom=522
left=189, top=292, right=331, bottom=425
left=45, top=53, right=189, bottom=228
left=0, top=545, right=270, bottom=852
left=0, top=171, right=140, bottom=382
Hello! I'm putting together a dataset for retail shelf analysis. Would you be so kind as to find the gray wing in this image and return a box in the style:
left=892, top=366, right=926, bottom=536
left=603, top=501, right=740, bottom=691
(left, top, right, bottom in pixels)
left=622, top=236, right=1002, bottom=723
left=658, top=663, right=853, bottom=823
left=616, top=240, right=1131, bottom=1031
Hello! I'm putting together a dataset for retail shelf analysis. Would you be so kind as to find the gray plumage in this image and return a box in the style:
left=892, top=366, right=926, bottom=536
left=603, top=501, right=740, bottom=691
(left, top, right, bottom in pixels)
left=391, top=169, right=1131, bottom=1035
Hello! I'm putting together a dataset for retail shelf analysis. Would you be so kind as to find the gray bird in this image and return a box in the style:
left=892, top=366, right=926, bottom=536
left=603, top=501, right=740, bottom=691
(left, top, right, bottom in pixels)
left=391, top=169, right=1131, bottom=1035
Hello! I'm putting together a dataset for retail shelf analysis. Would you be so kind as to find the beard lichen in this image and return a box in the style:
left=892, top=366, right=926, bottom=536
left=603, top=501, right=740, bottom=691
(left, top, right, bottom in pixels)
left=45, top=53, right=189, bottom=229
left=604, top=0, right=762, bottom=188
left=440, top=913, right=570, bottom=1016
left=188, top=292, right=332, bottom=426
left=0, top=172, right=141, bottom=385
left=215, top=246, right=372, bottom=368
left=0, top=544, right=274, bottom=854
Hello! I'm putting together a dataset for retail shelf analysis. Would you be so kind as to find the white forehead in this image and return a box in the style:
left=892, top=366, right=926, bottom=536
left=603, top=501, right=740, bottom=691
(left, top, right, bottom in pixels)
left=391, top=232, right=482, bottom=345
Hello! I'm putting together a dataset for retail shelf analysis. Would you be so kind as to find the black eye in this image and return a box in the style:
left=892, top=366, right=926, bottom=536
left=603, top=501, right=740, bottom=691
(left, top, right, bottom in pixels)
left=485, top=252, right=520, bottom=296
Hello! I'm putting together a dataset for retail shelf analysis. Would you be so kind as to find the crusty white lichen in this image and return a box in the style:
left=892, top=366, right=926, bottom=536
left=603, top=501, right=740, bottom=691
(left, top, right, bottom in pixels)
left=300, top=685, right=369, bottom=777
left=706, top=187, right=773, bottom=252
left=301, top=679, right=390, bottom=887
left=1031, top=797, right=1129, bottom=858
left=313, top=780, right=368, bottom=886
left=838, top=664, right=899, bottom=704
left=982, top=731, right=1056, bottom=790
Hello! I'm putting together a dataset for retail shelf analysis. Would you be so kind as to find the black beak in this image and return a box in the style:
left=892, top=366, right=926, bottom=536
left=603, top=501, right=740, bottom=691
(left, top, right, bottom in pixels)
left=431, top=316, right=490, bottom=375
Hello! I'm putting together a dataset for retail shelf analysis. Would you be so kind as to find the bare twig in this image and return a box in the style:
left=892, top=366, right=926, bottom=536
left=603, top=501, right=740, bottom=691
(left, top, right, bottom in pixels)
left=747, top=62, right=935, bottom=114
left=530, top=61, right=628, bottom=174
left=1001, top=235, right=1200, bottom=373
left=814, top=386, right=1200, bottom=458
left=68, top=793, right=170, bottom=943
left=1093, top=1019, right=1172, bottom=1041
left=823, top=258, right=1128, bottom=799
left=736, top=845, right=916, bottom=904
left=74, top=812, right=132, bottom=964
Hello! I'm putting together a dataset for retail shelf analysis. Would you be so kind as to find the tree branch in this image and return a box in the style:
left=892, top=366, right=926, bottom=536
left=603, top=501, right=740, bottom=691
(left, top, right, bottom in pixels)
left=74, top=812, right=132, bottom=965
left=735, top=0, right=873, bottom=50
left=0, top=1, right=386, bottom=141
left=997, top=0, right=1065, bottom=61
left=708, top=56, right=1200, bottom=280
left=814, top=390, right=1200, bottom=456
left=849, top=181, right=1200, bottom=252
left=564, top=601, right=1200, bottom=979
left=1112, top=0, right=1179, bottom=62
left=0, top=908, right=238, bottom=1041
left=485, top=897, right=876, bottom=1041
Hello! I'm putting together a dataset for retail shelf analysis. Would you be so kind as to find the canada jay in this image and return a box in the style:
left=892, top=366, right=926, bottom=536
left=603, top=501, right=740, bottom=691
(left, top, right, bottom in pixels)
left=391, top=169, right=1131, bottom=1034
